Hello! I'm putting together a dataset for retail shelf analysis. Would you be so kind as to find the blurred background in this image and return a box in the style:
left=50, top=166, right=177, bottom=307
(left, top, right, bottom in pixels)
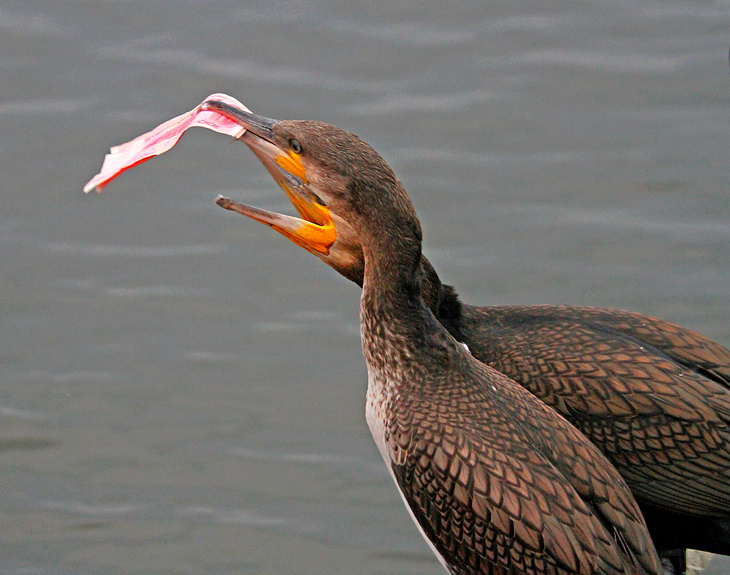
left=2, top=1, right=729, bottom=573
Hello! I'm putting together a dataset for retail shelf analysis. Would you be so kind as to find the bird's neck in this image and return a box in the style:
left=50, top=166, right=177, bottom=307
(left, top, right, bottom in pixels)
left=352, top=176, right=457, bottom=388
left=359, top=229, right=466, bottom=473
left=420, top=256, right=464, bottom=342
left=360, top=233, right=425, bottom=332
left=359, top=230, right=445, bottom=389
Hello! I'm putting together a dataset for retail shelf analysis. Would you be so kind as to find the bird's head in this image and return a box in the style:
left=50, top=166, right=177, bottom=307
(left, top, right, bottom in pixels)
left=203, top=99, right=421, bottom=286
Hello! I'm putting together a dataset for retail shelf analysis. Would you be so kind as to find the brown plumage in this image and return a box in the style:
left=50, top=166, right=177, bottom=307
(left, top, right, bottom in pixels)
left=204, top=100, right=662, bottom=575
left=206, top=98, right=730, bottom=572
left=458, top=304, right=730, bottom=561
left=460, top=305, right=730, bottom=515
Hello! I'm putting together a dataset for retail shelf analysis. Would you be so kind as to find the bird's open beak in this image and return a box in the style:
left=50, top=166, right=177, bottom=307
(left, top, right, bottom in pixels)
left=202, top=100, right=336, bottom=256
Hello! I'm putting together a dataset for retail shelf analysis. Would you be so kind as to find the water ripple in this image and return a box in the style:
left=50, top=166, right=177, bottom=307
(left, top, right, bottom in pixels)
left=43, top=241, right=220, bottom=257
left=0, top=7, right=71, bottom=38
left=13, top=371, right=121, bottom=384
left=41, top=498, right=311, bottom=533
left=324, top=19, right=474, bottom=46
left=41, top=500, right=147, bottom=516
left=518, top=49, right=689, bottom=72
left=0, top=405, right=50, bottom=421
left=346, top=88, right=501, bottom=116
left=391, top=147, right=580, bottom=167
left=106, top=285, right=211, bottom=298
left=0, top=98, right=96, bottom=116
left=175, top=506, right=304, bottom=529
left=0, top=438, right=59, bottom=452
left=98, top=45, right=390, bottom=93
left=229, top=446, right=384, bottom=475
left=506, top=204, right=730, bottom=238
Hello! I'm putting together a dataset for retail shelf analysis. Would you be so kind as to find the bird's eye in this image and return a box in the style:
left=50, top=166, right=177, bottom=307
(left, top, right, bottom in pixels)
left=289, top=139, right=303, bottom=154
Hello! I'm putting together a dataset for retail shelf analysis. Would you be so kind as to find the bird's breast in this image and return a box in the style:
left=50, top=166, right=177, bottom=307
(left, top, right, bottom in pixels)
left=365, top=368, right=396, bottom=466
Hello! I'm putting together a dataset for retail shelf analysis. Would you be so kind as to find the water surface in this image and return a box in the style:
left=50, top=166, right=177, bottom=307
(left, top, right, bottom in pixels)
left=2, top=2, right=729, bottom=573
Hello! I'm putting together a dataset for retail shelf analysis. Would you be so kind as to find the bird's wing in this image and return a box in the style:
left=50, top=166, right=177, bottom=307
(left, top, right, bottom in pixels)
left=466, top=306, right=730, bottom=516
left=387, top=362, right=659, bottom=575
left=578, top=307, right=730, bottom=389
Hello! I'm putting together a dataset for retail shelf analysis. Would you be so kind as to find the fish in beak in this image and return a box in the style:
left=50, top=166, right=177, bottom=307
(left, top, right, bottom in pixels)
left=202, top=100, right=336, bottom=256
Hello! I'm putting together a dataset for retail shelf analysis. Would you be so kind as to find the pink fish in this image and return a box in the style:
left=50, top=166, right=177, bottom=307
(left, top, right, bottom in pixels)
left=84, top=93, right=250, bottom=193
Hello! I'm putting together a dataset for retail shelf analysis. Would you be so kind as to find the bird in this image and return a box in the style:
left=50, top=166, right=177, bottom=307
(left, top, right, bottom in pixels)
left=202, top=99, right=663, bottom=575
left=205, top=99, right=730, bottom=574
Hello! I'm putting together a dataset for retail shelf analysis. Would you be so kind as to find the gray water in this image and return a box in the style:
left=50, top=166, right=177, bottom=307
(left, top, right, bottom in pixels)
left=3, top=2, right=730, bottom=574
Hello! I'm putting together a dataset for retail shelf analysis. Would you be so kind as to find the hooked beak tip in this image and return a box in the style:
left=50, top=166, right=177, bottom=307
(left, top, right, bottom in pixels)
left=202, top=100, right=278, bottom=140
left=215, top=194, right=337, bottom=257
left=215, top=194, right=232, bottom=209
